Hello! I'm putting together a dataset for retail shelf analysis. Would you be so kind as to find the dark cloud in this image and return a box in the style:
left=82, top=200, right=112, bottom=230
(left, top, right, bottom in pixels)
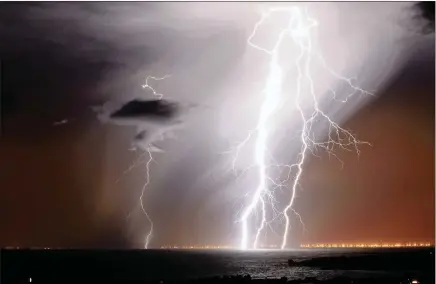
left=110, top=99, right=180, bottom=122
left=104, top=99, right=184, bottom=152
left=415, top=1, right=435, bottom=33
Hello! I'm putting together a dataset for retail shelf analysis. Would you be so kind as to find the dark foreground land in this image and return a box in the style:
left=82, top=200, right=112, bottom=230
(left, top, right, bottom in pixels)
left=1, top=248, right=434, bottom=284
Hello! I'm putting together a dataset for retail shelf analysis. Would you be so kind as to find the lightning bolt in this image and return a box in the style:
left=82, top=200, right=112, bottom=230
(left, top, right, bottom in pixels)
left=141, top=75, right=171, bottom=100
left=122, top=75, right=170, bottom=249
left=232, top=6, right=372, bottom=250
left=140, top=148, right=154, bottom=249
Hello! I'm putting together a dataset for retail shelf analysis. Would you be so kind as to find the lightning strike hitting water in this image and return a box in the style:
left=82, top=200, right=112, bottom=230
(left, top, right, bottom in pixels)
left=235, top=6, right=371, bottom=250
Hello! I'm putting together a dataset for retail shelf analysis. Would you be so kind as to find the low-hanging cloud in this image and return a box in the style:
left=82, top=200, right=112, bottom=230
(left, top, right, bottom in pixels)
left=97, top=98, right=185, bottom=152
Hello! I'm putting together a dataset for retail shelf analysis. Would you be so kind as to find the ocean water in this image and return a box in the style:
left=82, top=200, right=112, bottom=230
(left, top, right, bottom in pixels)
left=2, top=248, right=433, bottom=282
left=146, top=249, right=424, bottom=280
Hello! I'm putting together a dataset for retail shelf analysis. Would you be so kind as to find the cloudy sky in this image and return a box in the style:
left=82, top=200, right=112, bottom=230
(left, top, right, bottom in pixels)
left=0, top=2, right=434, bottom=248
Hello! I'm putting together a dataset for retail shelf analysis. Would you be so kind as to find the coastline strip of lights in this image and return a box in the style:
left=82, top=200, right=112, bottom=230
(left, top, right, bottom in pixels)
left=300, top=242, right=433, bottom=248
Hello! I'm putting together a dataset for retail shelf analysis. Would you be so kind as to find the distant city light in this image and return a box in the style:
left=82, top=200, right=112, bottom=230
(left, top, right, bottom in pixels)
left=3, top=242, right=432, bottom=251
left=159, top=242, right=433, bottom=250
left=300, top=242, right=433, bottom=249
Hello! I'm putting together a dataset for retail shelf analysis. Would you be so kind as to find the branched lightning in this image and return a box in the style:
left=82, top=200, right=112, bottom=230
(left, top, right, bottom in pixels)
left=122, top=75, right=170, bottom=249
left=141, top=75, right=171, bottom=100
left=231, top=6, right=372, bottom=250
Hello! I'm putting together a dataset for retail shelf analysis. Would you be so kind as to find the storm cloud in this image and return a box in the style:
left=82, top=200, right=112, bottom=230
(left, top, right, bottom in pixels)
left=0, top=2, right=433, bottom=248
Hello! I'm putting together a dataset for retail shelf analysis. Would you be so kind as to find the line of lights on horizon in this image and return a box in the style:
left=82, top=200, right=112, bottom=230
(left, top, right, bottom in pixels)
left=3, top=242, right=433, bottom=250
left=300, top=242, right=434, bottom=248
left=158, top=242, right=434, bottom=250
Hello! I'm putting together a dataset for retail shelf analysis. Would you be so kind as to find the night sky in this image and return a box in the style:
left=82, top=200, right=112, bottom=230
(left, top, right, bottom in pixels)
left=0, top=2, right=434, bottom=249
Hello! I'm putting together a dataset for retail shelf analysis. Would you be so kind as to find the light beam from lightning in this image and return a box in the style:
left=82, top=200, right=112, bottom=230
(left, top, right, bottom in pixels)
left=232, top=6, right=372, bottom=250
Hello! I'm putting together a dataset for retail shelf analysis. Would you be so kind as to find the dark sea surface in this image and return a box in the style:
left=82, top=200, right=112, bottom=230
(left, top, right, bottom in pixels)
left=2, top=248, right=434, bottom=282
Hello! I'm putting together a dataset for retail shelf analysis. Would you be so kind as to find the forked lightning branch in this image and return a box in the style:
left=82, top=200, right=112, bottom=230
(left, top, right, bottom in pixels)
left=232, top=6, right=371, bottom=250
